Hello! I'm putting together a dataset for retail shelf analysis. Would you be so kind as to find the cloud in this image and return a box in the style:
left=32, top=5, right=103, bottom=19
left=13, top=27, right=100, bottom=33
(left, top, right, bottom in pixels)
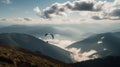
left=0, top=17, right=33, bottom=23
left=67, top=48, right=98, bottom=62
left=24, top=18, right=32, bottom=21
left=42, top=38, right=75, bottom=49
left=89, top=0, right=120, bottom=20
left=33, top=0, right=120, bottom=21
left=42, top=3, right=67, bottom=19
left=1, top=0, right=11, bottom=4
left=109, top=8, right=120, bottom=17
left=0, top=18, right=7, bottom=21
left=94, top=8, right=120, bottom=20
left=40, top=37, right=99, bottom=62
left=91, top=16, right=101, bottom=20
left=14, top=17, right=23, bottom=21
left=34, top=0, right=108, bottom=19
left=72, top=0, right=94, bottom=11
left=114, top=0, right=120, bottom=5
left=34, top=6, right=41, bottom=13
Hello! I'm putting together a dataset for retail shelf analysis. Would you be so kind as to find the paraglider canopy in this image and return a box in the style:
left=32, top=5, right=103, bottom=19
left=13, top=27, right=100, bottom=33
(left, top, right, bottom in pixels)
left=45, top=33, right=54, bottom=39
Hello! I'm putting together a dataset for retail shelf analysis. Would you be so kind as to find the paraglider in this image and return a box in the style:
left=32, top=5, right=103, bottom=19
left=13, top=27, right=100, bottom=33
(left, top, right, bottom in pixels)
left=45, top=33, right=54, bottom=39
left=44, top=33, right=54, bottom=43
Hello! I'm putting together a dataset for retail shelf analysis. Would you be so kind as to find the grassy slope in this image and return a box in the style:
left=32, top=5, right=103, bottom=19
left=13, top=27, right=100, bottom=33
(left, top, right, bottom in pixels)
left=0, top=44, right=72, bottom=67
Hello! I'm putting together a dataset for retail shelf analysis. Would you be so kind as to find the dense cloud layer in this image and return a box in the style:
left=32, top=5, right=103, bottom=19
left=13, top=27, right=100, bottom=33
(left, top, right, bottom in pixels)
left=110, top=8, right=120, bottom=17
left=34, top=0, right=120, bottom=20
left=72, top=1, right=94, bottom=11
left=68, top=48, right=98, bottom=62
left=34, top=0, right=102, bottom=19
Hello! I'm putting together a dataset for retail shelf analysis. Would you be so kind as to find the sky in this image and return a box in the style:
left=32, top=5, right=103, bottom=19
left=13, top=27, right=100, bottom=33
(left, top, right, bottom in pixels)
left=0, top=0, right=120, bottom=25
left=0, top=0, right=73, bottom=18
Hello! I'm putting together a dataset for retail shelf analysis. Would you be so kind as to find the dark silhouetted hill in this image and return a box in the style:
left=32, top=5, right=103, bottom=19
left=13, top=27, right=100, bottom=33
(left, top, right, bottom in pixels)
left=72, top=56, right=120, bottom=67
left=0, top=33, right=72, bottom=63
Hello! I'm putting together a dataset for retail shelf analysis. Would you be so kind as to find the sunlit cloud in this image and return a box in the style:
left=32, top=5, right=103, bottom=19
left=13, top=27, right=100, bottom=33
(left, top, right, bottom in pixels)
left=114, top=0, right=120, bottom=5
left=2, top=0, right=120, bottom=24
left=42, top=39, right=75, bottom=49
left=40, top=38, right=99, bottom=62
left=33, top=0, right=120, bottom=22
left=67, top=48, right=98, bottom=62
left=34, top=6, right=41, bottom=13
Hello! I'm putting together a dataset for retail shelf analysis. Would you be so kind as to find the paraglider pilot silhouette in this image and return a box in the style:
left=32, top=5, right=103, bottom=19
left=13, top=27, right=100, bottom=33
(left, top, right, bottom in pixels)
left=45, top=33, right=54, bottom=43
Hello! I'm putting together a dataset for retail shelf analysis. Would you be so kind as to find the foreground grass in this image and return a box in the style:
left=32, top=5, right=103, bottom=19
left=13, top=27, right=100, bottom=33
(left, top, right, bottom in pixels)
left=0, top=44, right=72, bottom=67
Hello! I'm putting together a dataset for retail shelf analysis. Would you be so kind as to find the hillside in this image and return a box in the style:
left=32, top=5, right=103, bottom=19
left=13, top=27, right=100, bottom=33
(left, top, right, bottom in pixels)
left=0, top=33, right=72, bottom=63
left=72, top=56, right=120, bottom=67
left=0, top=45, right=72, bottom=67
left=67, top=32, right=120, bottom=57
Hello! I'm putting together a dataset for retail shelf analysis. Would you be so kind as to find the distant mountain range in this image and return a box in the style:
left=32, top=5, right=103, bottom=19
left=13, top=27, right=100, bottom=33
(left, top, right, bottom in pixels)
left=67, top=32, right=120, bottom=57
left=0, top=25, right=57, bottom=37
left=0, top=24, right=119, bottom=41
left=0, top=33, right=72, bottom=63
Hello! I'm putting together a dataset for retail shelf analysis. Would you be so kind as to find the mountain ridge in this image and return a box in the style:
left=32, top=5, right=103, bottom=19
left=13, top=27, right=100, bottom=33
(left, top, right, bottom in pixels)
left=0, top=33, right=72, bottom=63
left=67, top=32, right=120, bottom=57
